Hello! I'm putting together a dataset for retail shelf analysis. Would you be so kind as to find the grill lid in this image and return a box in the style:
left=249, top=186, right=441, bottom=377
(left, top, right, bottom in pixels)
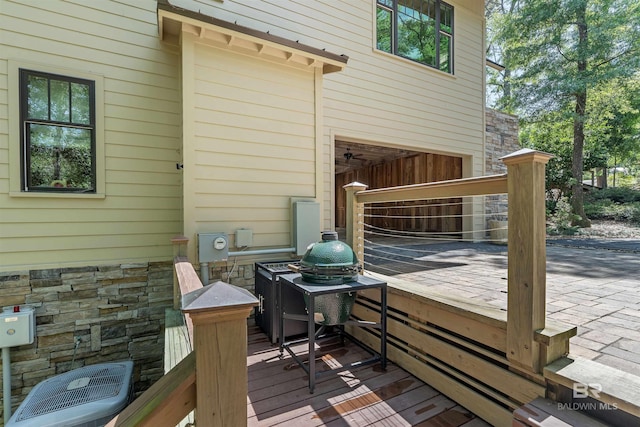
left=299, top=231, right=360, bottom=283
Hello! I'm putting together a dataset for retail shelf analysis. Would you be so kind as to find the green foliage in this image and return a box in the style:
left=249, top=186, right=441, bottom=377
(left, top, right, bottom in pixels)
left=586, top=186, right=640, bottom=204
left=520, top=111, right=574, bottom=197
left=500, top=0, right=640, bottom=116
left=584, top=187, right=640, bottom=224
left=547, top=197, right=581, bottom=235
left=489, top=0, right=640, bottom=225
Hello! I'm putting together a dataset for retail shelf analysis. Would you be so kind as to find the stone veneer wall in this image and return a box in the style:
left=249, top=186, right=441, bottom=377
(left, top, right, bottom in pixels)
left=210, top=263, right=255, bottom=290
left=485, top=109, right=520, bottom=223
left=0, top=261, right=173, bottom=421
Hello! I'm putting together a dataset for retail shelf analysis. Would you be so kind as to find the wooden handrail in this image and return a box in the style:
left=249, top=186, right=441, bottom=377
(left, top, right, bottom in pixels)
left=174, top=255, right=202, bottom=343
left=345, top=149, right=560, bottom=374
left=108, top=244, right=257, bottom=427
left=354, top=173, right=508, bottom=204
left=105, top=353, right=196, bottom=427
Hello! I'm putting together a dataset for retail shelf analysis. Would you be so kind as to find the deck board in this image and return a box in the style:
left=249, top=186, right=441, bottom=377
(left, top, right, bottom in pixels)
left=246, top=326, right=490, bottom=426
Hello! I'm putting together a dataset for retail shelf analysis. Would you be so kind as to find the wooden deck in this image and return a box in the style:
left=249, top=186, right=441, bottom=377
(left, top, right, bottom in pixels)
left=246, top=324, right=490, bottom=427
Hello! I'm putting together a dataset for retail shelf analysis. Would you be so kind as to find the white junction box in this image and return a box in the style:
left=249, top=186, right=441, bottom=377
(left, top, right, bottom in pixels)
left=1, top=305, right=35, bottom=347
left=235, top=228, right=253, bottom=248
left=198, top=232, right=229, bottom=263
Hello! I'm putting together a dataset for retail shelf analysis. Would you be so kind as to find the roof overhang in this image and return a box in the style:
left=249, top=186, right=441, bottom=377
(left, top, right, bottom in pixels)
left=157, top=0, right=348, bottom=74
left=486, top=59, right=505, bottom=72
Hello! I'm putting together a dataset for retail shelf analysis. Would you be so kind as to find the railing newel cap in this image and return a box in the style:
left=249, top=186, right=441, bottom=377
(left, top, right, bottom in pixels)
left=500, top=148, right=553, bottom=165
left=343, top=181, right=368, bottom=191
left=182, top=280, right=258, bottom=314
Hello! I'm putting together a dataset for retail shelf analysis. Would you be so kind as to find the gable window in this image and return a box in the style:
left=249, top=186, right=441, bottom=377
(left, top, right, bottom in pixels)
left=19, top=69, right=96, bottom=193
left=376, top=0, right=454, bottom=73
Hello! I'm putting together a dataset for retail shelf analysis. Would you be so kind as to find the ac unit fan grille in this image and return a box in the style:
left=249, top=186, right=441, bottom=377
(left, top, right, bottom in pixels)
left=16, top=364, right=128, bottom=421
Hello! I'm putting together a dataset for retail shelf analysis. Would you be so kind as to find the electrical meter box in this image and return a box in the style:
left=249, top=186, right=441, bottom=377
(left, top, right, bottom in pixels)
left=1, top=305, right=35, bottom=347
left=198, top=233, right=229, bottom=263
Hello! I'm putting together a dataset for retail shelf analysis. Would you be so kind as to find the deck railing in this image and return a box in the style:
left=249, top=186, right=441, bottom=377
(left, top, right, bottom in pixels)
left=345, top=148, right=640, bottom=426
left=344, top=149, right=578, bottom=426
left=106, top=238, right=258, bottom=427
left=104, top=148, right=639, bottom=426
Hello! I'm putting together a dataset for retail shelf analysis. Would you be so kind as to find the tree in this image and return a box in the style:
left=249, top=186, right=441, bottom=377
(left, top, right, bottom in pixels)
left=497, top=0, right=640, bottom=226
left=485, top=0, right=519, bottom=111
left=586, top=76, right=640, bottom=186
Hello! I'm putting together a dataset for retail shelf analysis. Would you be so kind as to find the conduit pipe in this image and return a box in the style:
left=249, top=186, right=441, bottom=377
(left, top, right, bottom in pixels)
left=3, top=347, right=11, bottom=423
left=200, top=247, right=296, bottom=285
left=228, top=247, right=295, bottom=257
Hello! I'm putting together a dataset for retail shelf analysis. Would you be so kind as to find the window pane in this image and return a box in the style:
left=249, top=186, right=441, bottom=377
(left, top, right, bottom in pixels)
left=375, top=0, right=452, bottom=74
left=397, top=1, right=436, bottom=66
left=376, top=7, right=392, bottom=53
left=439, top=34, right=451, bottom=72
left=71, top=82, right=91, bottom=125
left=50, top=79, right=70, bottom=122
left=28, top=124, right=93, bottom=190
left=440, top=3, right=453, bottom=34
left=27, top=75, right=49, bottom=120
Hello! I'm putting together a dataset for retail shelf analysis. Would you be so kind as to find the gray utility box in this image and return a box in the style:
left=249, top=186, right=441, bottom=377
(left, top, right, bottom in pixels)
left=292, top=201, right=320, bottom=256
left=198, top=232, right=229, bottom=262
left=1, top=305, right=35, bottom=347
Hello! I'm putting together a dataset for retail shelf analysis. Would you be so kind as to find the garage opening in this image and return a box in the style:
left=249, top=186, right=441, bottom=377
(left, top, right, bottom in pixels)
left=335, top=140, right=463, bottom=236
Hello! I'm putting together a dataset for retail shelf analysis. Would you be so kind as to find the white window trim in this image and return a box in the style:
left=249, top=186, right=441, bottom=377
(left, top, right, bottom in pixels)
left=8, top=60, right=105, bottom=198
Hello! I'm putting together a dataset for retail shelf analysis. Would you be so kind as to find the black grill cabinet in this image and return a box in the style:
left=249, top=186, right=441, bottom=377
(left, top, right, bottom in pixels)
left=255, top=261, right=307, bottom=343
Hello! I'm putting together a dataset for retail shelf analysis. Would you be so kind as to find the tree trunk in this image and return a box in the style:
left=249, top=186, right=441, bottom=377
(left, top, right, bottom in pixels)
left=570, top=3, right=591, bottom=228
left=571, top=92, right=591, bottom=227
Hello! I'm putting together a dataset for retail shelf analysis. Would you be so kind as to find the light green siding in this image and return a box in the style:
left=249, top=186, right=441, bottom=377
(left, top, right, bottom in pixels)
left=1, top=0, right=486, bottom=270
left=182, top=38, right=317, bottom=252
left=170, top=0, right=486, bottom=231
left=0, top=0, right=182, bottom=271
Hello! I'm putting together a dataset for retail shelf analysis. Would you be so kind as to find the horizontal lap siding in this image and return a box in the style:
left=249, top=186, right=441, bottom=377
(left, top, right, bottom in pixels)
left=175, top=0, right=485, bottom=230
left=0, top=0, right=182, bottom=270
left=188, top=44, right=315, bottom=247
left=321, top=2, right=485, bottom=154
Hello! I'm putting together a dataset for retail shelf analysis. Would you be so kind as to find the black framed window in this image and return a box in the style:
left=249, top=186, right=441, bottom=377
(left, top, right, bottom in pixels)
left=19, top=69, right=96, bottom=192
left=376, top=0, right=454, bottom=73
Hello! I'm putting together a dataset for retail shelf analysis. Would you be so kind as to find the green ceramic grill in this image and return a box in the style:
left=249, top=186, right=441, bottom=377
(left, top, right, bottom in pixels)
left=299, top=231, right=361, bottom=325
left=299, top=231, right=360, bottom=284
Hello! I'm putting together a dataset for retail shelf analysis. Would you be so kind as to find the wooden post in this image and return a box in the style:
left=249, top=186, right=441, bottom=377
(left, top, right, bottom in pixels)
left=501, top=149, right=553, bottom=373
left=171, top=236, right=189, bottom=309
left=182, top=281, right=258, bottom=427
left=344, top=181, right=367, bottom=267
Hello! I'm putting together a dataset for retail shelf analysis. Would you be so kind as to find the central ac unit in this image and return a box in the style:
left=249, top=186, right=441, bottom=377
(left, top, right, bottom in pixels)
left=7, top=361, right=134, bottom=427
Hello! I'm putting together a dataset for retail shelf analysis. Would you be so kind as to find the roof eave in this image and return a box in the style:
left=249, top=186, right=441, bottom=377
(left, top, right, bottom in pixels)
left=157, top=0, right=348, bottom=74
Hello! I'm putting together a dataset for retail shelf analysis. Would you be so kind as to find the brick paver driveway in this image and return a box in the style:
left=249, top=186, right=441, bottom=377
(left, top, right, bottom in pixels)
left=365, top=238, right=640, bottom=375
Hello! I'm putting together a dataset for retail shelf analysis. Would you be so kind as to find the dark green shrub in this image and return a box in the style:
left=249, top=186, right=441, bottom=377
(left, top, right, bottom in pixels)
left=585, top=187, right=640, bottom=204
left=584, top=187, right=640, bottom=225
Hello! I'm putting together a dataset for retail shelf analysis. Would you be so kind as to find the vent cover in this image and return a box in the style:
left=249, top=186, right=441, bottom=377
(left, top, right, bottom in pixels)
left=7, top=361, right=134, bottom=427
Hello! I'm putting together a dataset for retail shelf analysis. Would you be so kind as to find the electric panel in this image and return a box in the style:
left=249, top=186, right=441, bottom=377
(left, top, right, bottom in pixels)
left=292, top=201, right=320, bottom=256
